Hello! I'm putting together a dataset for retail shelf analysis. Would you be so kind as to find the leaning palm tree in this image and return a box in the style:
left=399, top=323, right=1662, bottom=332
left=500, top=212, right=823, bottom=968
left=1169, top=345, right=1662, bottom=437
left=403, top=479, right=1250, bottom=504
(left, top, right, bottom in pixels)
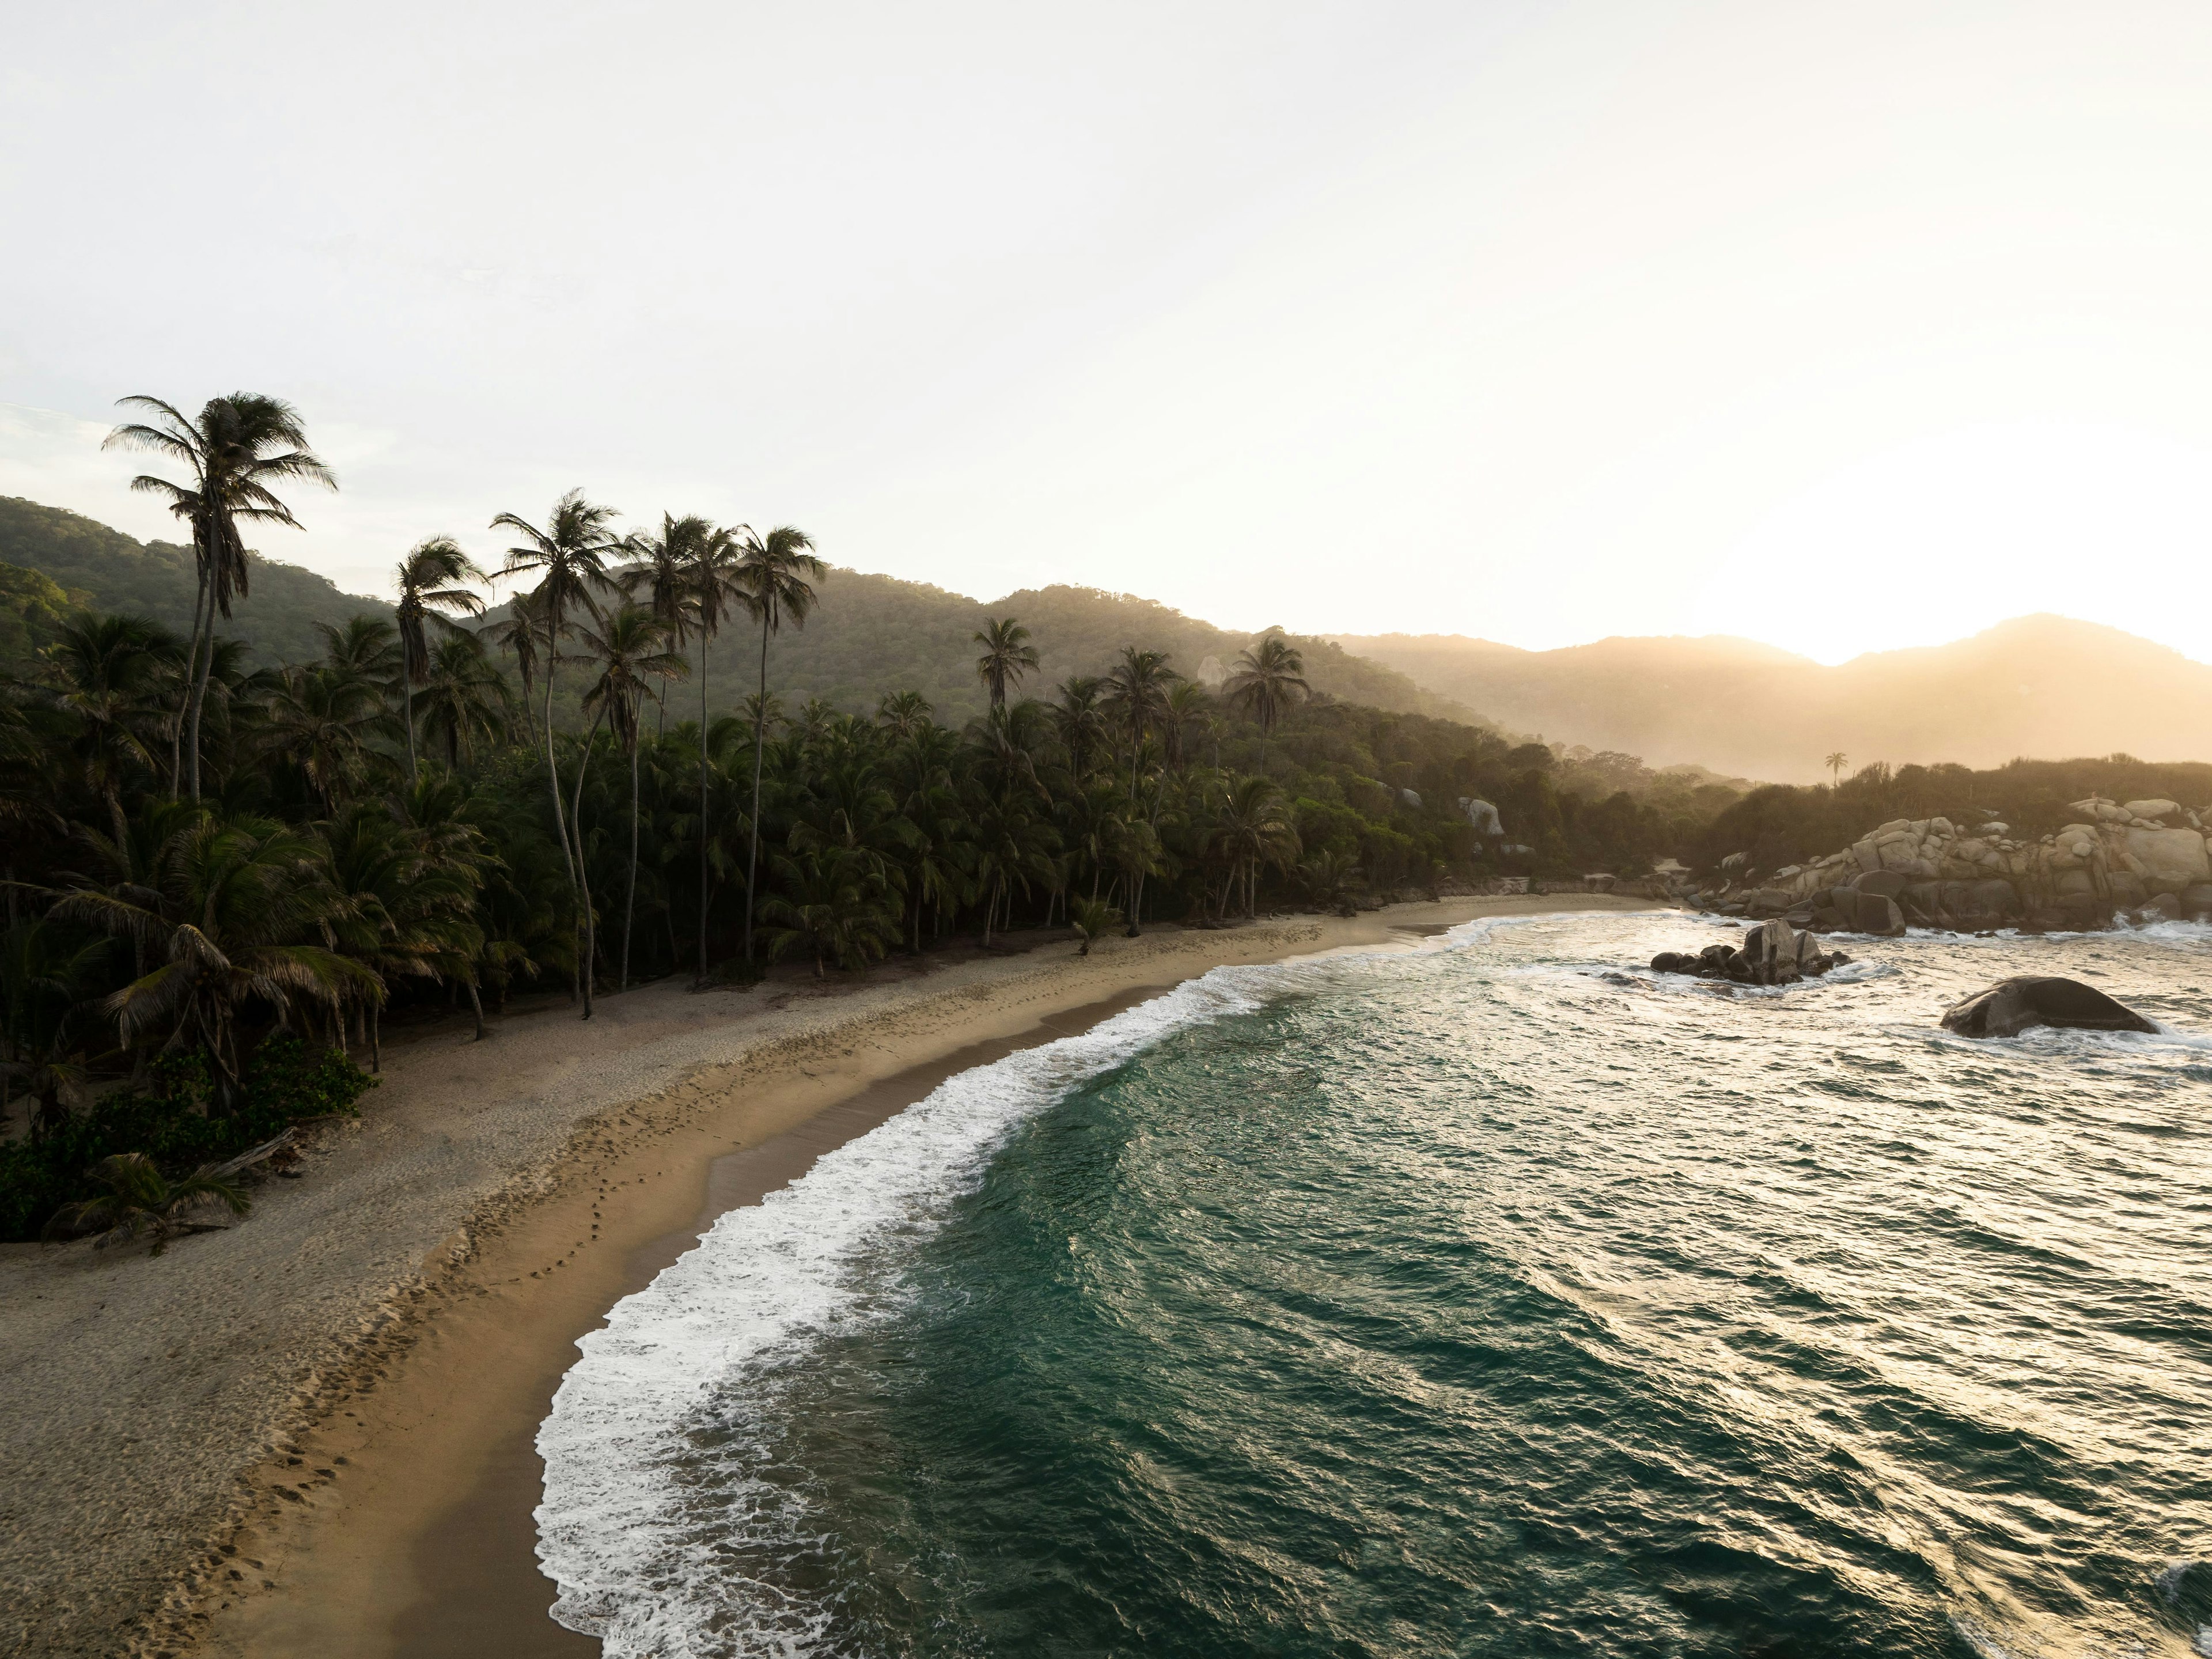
left=43, top=1152, right=249, bottom=1255
left=732, top=527, right=824, bottom=965
left=578, top=604, right=687, bottom=989
left=973, top=618, right=1040, bottom=713
left=490, top=490, right=621, bottom=1016
left=50, top=812, right=380, bottom=1102
left=393, top=537, right=487, bottom=780
left=1223, top=634, right=1309, bottom=772
left=103, top=395, right=335, bottom=799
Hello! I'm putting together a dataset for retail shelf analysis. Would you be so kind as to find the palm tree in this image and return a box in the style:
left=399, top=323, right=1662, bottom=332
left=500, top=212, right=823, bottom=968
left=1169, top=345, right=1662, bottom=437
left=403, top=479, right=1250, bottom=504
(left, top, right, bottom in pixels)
left=662, top=521, right=745, bottom=982
left=263, top=662, right=391, bottom=813
left=43, top=1152, right=249, bottom=1255
left=1103, top=648, right=1179, bottom=800
left=1825, top=751, right=1849, bottom=787
left=1224, top=635, right=1309, bottom=771
left=877, top=690, right=934, bottom=740
left=1209, top=774, right=1301, bottom=919
left=490, top=490, right=621, bottom=1016
left=1068, top=896, right=1120, bottom=956
left=732, top=527, right=824, bottom=966
left=414, top=632, right=512, bottom=768
left=103, top=395, right=335, bottom=799
left=1162, top=681, right=1213, bottom=772
left=1050, top=676, right=1108, bottom=782
left=972, top=618, right=1040, bottom=713
left=50, top=813, right=379, bottom=1101
left=578, top=604, right=687, bottom=989
left=43, top=614, right=185, bottom=847
left=759, top=843, right=901, bottom=978
left=617, top=514, right=720, bottom=737
left=393, top=537, right=487, bottom=780
left=480, top=590, right=550, bottom=748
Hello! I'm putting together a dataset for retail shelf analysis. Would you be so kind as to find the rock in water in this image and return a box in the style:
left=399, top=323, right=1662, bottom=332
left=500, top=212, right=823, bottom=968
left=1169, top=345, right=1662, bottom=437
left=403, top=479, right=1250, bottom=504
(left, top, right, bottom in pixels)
left=1940, top=977, right=2157, bottom=1039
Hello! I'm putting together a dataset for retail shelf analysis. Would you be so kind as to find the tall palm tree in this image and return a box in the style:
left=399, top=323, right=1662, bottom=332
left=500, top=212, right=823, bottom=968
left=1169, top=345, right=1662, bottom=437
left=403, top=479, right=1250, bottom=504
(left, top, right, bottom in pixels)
left=103, top=395, right=335, bottom=799
left=578, top=604, right=687, bottom=989
left=490, top=490, right=620, bottom=1016
left=1209, top=773, right=1301, bottom=919
left=972, top=618, right=1040, bottom=712
left=1825, top=751, right=1849, bottom=787
left=393, top=537, right=487, bottom=780
left=732, top=527, right=824, bottom=965
left=658, top=522, right=744, bottom=982
left=1224, top=634, right=1309, bottom=772
left=1162, top=681, right=1213, bottom=772
left=1050, top=676, right=1108, bottom=782
left=1102, top=648, right=1179, bottom=801
left=618, top=513, right=719, bottom=736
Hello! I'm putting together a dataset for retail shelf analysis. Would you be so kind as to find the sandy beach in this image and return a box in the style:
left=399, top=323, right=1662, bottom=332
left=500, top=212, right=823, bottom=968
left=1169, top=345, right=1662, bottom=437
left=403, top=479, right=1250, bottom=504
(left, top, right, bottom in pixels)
left=0, top=895, right=1657, bottom=1659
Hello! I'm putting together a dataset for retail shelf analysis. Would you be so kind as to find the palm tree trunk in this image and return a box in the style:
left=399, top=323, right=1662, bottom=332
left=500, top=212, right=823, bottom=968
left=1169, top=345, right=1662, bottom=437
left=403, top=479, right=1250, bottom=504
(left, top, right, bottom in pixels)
left=403, top=663, right=418, bottom=782
left=184, top=599, right=220, bottom=801
left=696, top=634, right=711, bottom=982
left=622, top=733, right=640, bottom=990
left=466, top=979, right=485, bottom=1040
left=570, top=714, right=604, bottom=1019
left=744, top=616, right=770, bottom=964
left=370, top=1003, right=381, bottom=1074
left=541, top=641, right=580, bottom=1006
left=173, top=564, right=209, bottom=796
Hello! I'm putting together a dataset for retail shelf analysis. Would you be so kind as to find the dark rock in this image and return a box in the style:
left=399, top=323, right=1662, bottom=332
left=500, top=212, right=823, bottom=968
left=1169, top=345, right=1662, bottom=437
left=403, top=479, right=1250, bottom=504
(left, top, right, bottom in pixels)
left=2183, top=882, right=2212, bottom=920
left=1940, top=976, right=2157, bottom=1039
left=2141, top=892, right=2181, bottom=922
left=1649, top=952, right=1700, bottom=974
left=1810, top=906, right=1846, bottom=933
left=1855, top=870, right=1912, bottom=900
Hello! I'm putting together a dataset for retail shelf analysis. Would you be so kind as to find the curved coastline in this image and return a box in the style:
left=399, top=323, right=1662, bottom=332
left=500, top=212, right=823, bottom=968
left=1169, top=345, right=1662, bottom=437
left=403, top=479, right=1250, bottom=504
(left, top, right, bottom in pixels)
left=0, top=894, right=1654, bottom=1659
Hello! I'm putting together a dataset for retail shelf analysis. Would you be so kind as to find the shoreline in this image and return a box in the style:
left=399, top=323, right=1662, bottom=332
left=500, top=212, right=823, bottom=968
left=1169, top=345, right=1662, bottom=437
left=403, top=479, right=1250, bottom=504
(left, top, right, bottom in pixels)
left=0, top=896, right=1659, bottom=1659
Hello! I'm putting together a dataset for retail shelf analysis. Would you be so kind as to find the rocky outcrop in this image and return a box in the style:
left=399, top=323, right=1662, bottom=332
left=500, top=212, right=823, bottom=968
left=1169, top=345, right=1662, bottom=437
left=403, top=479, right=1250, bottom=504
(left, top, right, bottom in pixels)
left=1940, top=976, right=2158, bottom=1038
left=1651, top=918, right=1849, bottom=986
left=1694, top=796, right=2212, bottom=931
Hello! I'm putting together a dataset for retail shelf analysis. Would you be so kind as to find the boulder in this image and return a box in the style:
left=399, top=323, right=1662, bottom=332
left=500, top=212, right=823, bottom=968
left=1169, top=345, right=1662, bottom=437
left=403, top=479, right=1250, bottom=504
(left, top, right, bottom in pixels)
left=1854, top=869, right=1911, bottom=899
left=2122, top=798, right=2181, bottom=820
left=2141, top=892, right=2181, bottom=922
left=2183, top=883, right=2212, bottom=920
left=2124, top=827, right=2209, bottom=894
left=1649, top=952, right=1701, bottom=974
left=1740, top=888, right=1794, bottom=918
left=1940, top=976, right=2157, bottom=1038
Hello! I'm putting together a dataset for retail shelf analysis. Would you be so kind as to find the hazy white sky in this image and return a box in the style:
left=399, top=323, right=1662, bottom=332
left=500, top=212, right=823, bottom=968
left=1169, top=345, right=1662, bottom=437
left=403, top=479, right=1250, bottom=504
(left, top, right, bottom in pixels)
left=6, top=0, right=2212, bottom=664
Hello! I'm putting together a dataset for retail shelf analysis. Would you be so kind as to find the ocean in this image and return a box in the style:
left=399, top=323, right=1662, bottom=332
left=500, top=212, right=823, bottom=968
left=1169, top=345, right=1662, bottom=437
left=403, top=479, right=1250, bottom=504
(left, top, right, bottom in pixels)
left=536, top=913, right=2212, bottom=1658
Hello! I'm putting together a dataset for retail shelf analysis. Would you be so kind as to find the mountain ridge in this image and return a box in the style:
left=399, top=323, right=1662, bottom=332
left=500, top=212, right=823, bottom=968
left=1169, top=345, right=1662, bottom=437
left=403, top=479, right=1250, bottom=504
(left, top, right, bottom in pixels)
left=1338, top=615, right=2212, bottom=782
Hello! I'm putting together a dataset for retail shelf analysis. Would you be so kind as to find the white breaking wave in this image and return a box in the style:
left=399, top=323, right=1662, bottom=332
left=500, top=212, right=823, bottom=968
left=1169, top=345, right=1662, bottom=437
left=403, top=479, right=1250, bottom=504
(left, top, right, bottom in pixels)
left=535, top=968, right=1272, bottom=1656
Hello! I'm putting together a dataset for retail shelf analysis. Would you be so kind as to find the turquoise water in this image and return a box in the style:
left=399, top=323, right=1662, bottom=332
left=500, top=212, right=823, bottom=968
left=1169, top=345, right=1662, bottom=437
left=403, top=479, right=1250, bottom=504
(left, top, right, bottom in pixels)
left=539, top=915, right=2212, bottom=1657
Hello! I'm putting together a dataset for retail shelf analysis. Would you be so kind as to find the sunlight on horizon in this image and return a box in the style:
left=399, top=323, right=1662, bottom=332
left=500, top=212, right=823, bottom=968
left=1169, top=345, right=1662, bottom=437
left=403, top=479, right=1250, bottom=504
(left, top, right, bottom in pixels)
left=6, top=2, right=2212, bottom=665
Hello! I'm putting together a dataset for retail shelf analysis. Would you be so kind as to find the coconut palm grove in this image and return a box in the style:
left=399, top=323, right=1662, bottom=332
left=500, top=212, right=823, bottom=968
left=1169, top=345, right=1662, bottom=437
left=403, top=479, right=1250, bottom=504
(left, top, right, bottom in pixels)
left=0, top=393, right=1723, bottom=1241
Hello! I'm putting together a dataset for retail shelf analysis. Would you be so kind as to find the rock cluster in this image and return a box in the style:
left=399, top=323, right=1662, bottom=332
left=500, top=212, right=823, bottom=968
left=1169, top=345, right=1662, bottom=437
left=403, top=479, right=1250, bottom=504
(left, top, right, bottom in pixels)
left=1694, top=796, right=2212, bottom=933
left=1940, top=976, right=2157, bottom=1038
left=1652, top=918, right=1850, bottom=985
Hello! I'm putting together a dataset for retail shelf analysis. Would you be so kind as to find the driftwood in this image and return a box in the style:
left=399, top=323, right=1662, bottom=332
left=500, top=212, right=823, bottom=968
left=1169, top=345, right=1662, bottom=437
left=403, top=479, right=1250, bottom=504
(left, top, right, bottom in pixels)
left=204, top=1128, right=300, bottom=1180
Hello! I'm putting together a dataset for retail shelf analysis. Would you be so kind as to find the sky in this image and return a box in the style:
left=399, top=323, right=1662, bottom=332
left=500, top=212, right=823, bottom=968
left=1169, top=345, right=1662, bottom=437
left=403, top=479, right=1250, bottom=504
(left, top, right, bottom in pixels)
left=5, top=0, right=2212, bottom=665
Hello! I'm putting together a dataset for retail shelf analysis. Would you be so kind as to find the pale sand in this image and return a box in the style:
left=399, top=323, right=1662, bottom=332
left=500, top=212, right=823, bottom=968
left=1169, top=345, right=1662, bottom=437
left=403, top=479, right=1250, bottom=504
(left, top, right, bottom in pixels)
left=0, top=896, right=1660, bottom=1659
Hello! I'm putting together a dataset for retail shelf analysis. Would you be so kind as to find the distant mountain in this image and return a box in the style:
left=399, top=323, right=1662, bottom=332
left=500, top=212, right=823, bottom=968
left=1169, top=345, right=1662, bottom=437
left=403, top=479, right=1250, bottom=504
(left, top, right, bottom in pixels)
left=0, top=496, right=393, bottom=667
left=1338, top=617, right=2212, bottom=782
left=0, top=496, right=1477, bottom=727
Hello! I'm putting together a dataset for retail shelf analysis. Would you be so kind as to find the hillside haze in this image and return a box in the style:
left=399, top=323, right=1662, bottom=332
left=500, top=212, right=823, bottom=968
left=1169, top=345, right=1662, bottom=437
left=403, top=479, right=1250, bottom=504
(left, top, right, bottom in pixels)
left=0, top=497, right=1476, bottom=728
left=1338, top=617, right=2212, bottom=782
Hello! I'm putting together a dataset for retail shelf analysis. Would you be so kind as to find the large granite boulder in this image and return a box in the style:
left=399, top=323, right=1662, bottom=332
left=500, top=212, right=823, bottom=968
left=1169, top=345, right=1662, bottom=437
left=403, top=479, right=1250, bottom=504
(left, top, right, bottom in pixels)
left=1940, top=977, right=2157, bottom=1038
left=2123, top=827, right=2210, bottom=894
left=1831, top=886, right=1906, bottom=935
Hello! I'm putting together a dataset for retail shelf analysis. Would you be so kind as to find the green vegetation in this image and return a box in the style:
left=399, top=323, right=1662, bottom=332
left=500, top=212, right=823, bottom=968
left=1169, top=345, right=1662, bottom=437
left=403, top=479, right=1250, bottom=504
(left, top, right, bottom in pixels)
left=0, top=392, right=1748, bottom=1250
left=1691, top=755, right=2212, bottom=873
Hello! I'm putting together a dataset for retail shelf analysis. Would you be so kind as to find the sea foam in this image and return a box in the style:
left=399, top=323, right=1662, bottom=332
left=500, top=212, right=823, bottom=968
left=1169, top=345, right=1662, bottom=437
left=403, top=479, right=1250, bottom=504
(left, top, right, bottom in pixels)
left=534, top=967, right=1268, bottom=1656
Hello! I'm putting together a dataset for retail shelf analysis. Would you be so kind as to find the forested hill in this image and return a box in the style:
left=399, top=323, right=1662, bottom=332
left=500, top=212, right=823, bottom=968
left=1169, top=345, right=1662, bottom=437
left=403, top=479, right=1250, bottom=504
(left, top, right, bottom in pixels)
left=0, top=495, right=1479, bottom=727
left=741, top=567, right=1486, bottom=726
left=0, top=496, right=392, bottom=668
